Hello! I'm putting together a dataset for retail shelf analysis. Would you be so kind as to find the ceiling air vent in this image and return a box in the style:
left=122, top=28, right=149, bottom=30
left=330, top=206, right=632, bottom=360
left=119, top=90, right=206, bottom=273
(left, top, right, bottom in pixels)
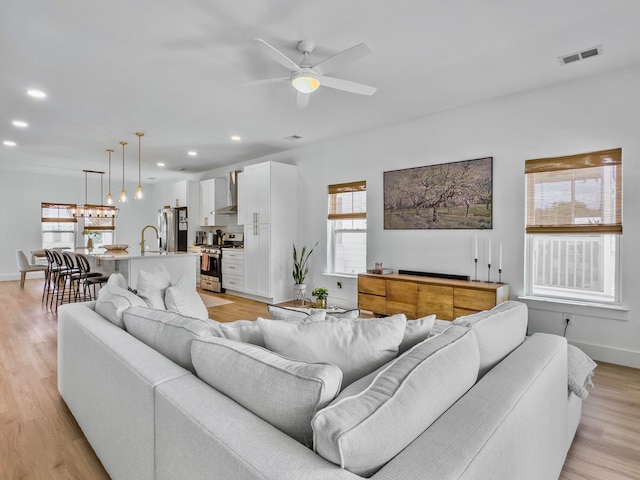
left=284, top=135, right=303, bottom=141
left=558, top=45, right=603, bottom=65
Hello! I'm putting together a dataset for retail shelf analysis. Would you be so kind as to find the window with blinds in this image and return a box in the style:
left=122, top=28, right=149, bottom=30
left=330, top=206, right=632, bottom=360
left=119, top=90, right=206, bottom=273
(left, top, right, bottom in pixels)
left=524, top=149, right=622, bottom=304
left=327, top=181, right=367, bottom=276
left=41, top=203, right=77, bottom=250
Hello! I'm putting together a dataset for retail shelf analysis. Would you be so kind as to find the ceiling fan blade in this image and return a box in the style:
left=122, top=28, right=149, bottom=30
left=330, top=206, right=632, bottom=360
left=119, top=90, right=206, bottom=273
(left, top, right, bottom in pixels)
left=311, top=43, right=373, bottom=76
left=318, top=76, right=377, bottom=96
left=296, top=92, right=310, bottom=109
left=241, top=77, right=289, bottom=87
left=249, top=38, right=301, bottom=73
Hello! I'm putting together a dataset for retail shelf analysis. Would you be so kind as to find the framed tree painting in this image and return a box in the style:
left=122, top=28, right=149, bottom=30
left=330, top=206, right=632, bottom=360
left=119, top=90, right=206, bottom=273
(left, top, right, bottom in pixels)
left=384, top=157, right=493, bottom=229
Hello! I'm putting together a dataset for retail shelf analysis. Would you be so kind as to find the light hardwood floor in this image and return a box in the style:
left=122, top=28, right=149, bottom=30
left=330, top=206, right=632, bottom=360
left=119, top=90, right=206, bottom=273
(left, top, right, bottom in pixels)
left=1, top=279, right=638, bottom=479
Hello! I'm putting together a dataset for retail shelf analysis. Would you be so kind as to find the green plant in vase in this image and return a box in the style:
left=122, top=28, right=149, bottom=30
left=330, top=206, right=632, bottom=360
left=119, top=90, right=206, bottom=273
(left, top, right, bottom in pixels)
left=292, top=242, right=318, bottom=306
left=311, top=287, right=328, bottom=309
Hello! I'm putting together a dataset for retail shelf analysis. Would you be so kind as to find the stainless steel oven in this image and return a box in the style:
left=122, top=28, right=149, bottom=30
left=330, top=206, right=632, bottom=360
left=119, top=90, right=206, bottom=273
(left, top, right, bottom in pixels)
left=200, top=246, right=222, bottom=292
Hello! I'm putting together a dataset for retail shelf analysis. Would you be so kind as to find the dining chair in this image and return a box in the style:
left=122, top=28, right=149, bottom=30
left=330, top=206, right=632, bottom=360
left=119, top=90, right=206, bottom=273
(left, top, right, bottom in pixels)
left=15, top=249, right=47, bottom=289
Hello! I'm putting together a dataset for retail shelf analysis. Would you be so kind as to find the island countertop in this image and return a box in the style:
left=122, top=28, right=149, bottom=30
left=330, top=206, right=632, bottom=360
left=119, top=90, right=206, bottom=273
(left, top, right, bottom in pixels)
left=84, top=250, right=199, bottom=261
left=80, top=249, right=199, bottom=288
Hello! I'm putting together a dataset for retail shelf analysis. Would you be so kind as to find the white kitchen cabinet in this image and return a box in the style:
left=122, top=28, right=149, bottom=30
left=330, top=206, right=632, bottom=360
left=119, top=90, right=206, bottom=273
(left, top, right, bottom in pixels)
left=199, top=178, right=227, bottom=226
left=244, top=224, right=271, bottom=297
left=238, top=162, right=271, bottom=224
left=234, top=161, right=297, bottom=304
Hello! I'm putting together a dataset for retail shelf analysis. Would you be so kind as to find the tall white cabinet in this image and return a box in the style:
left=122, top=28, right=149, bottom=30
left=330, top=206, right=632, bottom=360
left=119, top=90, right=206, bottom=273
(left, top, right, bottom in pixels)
left=236, top=161, right=297, bottom=304
left=199, top=177, right=227, bottom=226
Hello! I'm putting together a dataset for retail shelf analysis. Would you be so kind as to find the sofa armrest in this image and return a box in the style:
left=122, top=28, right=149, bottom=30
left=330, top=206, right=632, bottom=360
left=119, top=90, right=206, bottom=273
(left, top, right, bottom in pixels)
left=58, top=303, right=190, bottom=480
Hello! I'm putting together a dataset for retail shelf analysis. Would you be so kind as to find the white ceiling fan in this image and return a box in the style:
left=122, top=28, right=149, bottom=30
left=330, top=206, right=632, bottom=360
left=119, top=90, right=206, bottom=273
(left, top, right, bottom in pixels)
left=249, top=38, right=377, bottom=108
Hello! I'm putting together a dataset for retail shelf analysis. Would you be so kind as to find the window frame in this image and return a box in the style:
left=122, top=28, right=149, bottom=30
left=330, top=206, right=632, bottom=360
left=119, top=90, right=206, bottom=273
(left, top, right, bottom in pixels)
left=524, top=149, right=622, bottom=305
left=326, top=181, right=367, bottom=277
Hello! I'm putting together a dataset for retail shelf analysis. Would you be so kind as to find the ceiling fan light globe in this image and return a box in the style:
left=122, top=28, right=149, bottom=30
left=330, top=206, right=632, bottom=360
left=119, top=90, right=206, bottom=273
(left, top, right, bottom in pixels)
left=292, top=75, right=320, bottom=93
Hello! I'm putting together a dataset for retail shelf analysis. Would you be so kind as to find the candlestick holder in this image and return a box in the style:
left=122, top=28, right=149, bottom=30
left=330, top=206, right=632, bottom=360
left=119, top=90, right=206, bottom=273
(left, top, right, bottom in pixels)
left=498, top=268, right=502, bottom=284
left=487, top=263, right=492, bottom=283
left=474, top=258, right=478, bottom=282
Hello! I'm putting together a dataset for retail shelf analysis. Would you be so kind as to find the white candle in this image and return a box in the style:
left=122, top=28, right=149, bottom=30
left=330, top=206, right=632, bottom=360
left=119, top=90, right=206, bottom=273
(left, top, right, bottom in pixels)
left=499, top=243, right=503, bottom=269
left=474, top=235, right=478, bottom=260
left=488, top=239, right=492, bottom=265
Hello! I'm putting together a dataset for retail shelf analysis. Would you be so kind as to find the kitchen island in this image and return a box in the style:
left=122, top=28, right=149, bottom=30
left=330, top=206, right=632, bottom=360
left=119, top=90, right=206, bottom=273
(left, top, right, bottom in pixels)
left=85, top=250, right=199, bottom=288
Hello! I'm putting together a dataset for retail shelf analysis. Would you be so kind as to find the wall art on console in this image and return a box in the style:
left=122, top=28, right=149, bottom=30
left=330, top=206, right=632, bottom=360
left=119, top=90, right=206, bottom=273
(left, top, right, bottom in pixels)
left=384, top=157, right=492, bottom=230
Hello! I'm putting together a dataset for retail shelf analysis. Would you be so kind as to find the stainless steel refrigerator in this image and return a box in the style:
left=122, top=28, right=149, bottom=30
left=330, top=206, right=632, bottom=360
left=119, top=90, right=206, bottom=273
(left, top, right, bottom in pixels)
left=158, top=206, right=188, bottom=252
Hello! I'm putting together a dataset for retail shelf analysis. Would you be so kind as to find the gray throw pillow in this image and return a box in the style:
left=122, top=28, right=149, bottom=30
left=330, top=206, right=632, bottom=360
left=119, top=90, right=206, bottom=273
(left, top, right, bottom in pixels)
left=123, top=306, right=218, bottom=373
left=312, top=325, right=479, bottom=477
left=258, top=315, right=406, bottom=387
left=192, top=336, right=342, bottom=447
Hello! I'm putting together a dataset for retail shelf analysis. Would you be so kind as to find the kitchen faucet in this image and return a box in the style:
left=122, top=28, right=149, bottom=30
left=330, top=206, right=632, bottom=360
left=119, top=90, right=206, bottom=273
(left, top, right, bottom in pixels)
left=140, top=225, right=159, bottom=253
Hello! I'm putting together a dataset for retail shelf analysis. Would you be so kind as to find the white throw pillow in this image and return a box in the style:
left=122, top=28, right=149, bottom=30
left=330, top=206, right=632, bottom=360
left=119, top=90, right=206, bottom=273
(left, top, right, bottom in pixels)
left=165, top=275, right=208, bottom=320
left=95, top=274, right=147, bottom=328
left=218, top=312, right=327, bottom=347
left=452, top=301, right=528, bottom=378
left=399, top=314, right=436, bottom=354
left=258, top=315, right=407, bottom=387
left=123, top=306, right=218, bottom=373
left=312, top=325, right=479, bottom=476
left=192, top=336, right=343, bottom=447
left=136, top=263, right=171, bottom=310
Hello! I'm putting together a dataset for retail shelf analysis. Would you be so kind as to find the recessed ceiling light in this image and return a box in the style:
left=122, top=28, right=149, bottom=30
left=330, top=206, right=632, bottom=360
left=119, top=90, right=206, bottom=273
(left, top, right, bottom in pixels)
left=187, top=151, right=197, bottom=156
left=157, top=162, right=165, bottom=167
left=12, top=120, right=29, bottom=128
left=3, top=140, right=17, bottom=147
left=230, top=135, right=241, bottom=141
left=26, top=89, right=47, bottom=98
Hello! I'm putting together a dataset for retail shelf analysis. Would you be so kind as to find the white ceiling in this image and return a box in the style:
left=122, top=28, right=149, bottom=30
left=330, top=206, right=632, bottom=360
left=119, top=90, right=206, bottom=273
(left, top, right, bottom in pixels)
left=1, top=0, right=639, bottom=183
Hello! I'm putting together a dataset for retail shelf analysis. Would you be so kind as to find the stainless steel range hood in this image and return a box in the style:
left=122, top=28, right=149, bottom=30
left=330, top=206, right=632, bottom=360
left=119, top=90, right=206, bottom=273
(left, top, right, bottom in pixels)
left=213, top=170, right=239, bottom=214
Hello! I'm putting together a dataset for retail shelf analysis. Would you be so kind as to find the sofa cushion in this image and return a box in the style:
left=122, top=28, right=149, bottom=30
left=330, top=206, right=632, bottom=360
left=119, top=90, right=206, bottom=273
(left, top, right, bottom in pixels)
left=399, top=314, right=436, bottom=354
left=165, top=275, right=208, bottom=320
left=258, top=315, right=407, bottom=387
left=452, top=300, right=528, bottom=378
left=95, top=273, right=147, bottom=328
left=191, top=336, right=343, bottom=447
left=123, top=306, right=217, bottom=373
left=215, top=312, right=326, bottom=347
left=312, top=325, right=479, bottom=477
left=136, top=263, right=172, bottom=310
left=217, top=319, right=267, bottom=346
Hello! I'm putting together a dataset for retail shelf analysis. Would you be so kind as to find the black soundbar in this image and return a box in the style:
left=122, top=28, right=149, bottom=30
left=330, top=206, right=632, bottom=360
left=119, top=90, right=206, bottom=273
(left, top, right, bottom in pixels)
left=397, top=270, right=470, bottom=281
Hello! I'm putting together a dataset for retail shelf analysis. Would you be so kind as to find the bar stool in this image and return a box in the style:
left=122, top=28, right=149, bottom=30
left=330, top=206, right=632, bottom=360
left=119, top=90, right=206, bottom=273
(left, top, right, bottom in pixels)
left=75, top=254, right=108, bottom=301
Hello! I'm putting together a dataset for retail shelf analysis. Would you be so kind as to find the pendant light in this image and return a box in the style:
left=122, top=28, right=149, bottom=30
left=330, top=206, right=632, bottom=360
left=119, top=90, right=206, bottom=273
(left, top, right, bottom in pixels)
left=106, top=148, right=114, bottom=205
left=70, top=169, right=118, bottom=218
left=119, top=141, right=127, bottom=203
left=135, top=132, right=144, bottom=199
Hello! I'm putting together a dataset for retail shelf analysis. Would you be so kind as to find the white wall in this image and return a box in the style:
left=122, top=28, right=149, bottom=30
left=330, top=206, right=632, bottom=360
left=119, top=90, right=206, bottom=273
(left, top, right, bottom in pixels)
left=0, top=171, right=159, bottom=280
left=3, top=63, right=639, bottom=368
left=221, top=63, right=640, bottom=367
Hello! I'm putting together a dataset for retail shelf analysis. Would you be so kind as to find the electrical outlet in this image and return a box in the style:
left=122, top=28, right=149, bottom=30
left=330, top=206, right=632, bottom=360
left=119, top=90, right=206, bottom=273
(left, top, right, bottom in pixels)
left=563, top=313, right=574, bottom=325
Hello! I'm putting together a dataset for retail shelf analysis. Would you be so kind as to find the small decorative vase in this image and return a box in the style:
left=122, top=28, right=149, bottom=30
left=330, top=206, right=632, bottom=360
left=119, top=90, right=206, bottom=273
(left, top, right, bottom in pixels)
left=293, top=283, right=307, bottom=307
left=315, top=298, right=327, bottom=309
left=87, top=237, right=94, bottom=249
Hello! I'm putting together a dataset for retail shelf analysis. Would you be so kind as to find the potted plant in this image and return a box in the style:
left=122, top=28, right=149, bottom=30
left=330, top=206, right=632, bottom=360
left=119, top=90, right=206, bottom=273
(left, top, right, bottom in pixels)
left=311, top=287, right=329, bottom=309
left=292, top=242, right=317, bottom=306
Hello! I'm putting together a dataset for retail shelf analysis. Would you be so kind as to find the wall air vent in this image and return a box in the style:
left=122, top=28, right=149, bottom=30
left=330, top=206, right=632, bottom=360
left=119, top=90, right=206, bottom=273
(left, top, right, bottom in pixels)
left=284, top=135, right=303, bottom=141
left=558, top=45, right=603, bottom=65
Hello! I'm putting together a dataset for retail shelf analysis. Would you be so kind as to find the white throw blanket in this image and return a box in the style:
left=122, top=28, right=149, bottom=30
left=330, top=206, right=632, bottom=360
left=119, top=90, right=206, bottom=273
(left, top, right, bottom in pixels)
left=567, top=344, right=597, bottom=399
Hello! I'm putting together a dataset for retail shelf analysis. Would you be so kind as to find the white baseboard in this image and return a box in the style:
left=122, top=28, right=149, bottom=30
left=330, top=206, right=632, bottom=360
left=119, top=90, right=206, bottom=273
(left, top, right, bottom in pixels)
left=569, top=340, right=640, bottom=369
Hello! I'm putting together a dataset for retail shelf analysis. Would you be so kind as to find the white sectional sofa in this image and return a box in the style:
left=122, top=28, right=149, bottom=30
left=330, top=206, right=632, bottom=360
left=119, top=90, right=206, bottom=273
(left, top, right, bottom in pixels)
left=58, top=300, right=584, bottom=480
